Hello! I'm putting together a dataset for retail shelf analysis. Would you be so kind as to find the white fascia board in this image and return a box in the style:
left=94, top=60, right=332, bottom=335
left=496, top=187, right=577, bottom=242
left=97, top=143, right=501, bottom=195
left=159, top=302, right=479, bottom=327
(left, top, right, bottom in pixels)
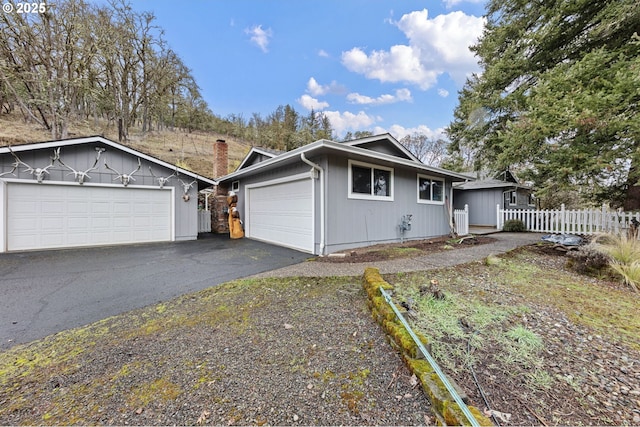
left=340, top=133, right=421, bottom=163
left=321, top=140, right=470, bottom=181
left=0, top=136, right=217, bottom=186
left=218, top=139, right=326, bottom=181
left=236, top=146, right=278, bottom=170
left=218, top=139, right=469, bottom=182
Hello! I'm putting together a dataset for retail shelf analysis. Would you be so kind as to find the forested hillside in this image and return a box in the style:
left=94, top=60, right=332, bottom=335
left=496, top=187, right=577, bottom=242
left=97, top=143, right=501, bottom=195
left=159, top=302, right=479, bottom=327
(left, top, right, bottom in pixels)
left=0, top=0, right=336, bottom=159
left=0, top=110, right=252, bottom=178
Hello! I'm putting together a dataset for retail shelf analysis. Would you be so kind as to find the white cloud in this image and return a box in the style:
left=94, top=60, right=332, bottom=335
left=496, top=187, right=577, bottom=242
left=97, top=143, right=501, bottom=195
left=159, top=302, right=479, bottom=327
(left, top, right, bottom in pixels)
left=397, top=9, right=484, bottom=83
left=342, top=45, right=440, bottom=90
left=373, top=124, right=447, bottom=141
left=245, top=25, right=272, bottom=53
left=347, top=88, right=412, bottom=105
left=323, top=110, right=379, bottom=136
left=438, top=88, right=449, bottom=97
left=341, top=9, right=485, bottom=89
left=307, top=77, right=327, bottom=96
left=317, top=49, right=329, bottom=58
left=306, top=77, right=345, bottom=96
left=298, top=94, right=329, bottom=110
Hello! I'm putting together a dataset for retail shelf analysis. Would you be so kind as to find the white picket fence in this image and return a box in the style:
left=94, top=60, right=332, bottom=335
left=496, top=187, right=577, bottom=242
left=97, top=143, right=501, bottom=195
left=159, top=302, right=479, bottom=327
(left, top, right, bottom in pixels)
left=497, top=204, right=640, bottom=236
left=198, top=210, right=212, bottom=233
left=454, top=204, right=469, bottom=236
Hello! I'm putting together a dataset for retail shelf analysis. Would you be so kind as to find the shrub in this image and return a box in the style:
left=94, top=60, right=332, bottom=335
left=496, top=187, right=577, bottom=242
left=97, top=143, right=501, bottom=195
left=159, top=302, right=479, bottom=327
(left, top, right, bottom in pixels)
left=503, top=219, right=526, bottom=232
left=566, top=245, right=610, bottom=275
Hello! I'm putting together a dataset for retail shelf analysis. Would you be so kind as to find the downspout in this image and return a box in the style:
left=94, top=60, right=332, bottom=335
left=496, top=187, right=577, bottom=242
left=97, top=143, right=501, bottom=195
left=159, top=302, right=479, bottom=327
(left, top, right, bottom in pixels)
left=301, top=153, right=325, bottom=255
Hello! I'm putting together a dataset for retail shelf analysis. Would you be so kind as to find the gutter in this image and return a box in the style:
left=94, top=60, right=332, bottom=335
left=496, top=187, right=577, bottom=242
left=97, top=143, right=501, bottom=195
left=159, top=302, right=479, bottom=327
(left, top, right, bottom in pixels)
left=218, top=139, right=471, bottom=183
left=300, top=153, right=325, bottom=256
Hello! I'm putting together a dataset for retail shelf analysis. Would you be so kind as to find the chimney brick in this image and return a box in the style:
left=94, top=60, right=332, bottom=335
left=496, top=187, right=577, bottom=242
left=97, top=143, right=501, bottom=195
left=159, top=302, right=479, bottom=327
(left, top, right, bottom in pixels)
left=213, top=139, right=228, bottom=178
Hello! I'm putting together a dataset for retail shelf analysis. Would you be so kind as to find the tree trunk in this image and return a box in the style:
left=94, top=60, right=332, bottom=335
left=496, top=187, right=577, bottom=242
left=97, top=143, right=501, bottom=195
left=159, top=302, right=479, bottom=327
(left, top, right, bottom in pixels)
left=118, top=118, right=124, bottom=142
left=624, top=162, right=640, bottom=210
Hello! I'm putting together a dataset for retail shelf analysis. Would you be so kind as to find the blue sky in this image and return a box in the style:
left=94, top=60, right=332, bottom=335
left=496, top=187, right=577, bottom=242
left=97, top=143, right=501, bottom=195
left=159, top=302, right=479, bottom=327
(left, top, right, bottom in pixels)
left=127, top=0, right=487, bottom=140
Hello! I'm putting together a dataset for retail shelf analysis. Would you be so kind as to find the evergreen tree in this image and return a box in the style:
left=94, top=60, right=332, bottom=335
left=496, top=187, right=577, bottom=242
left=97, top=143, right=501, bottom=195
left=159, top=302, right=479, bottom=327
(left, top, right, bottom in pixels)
left=447, top=0, right=640, bottom=208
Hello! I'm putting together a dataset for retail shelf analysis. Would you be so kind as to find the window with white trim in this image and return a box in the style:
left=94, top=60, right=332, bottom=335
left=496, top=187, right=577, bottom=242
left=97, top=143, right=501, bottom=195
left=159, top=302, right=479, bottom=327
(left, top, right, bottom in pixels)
left=348, top=160, right=393, bottom=200
left=417, top=174, right=445, bottom=204
left=509, top=191, right=518, bottom=205
left=231, top=180, right=240, bottom=192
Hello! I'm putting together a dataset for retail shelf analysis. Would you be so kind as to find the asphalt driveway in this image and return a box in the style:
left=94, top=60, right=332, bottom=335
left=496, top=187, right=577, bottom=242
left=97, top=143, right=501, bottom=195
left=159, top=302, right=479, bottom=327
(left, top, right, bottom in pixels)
left=0, top=235, right=309, bottom=350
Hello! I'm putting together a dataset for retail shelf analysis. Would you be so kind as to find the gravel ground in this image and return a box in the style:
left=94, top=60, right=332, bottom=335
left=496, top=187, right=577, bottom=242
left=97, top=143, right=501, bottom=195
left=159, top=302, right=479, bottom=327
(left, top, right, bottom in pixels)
left=0, top=277, right=433, bottom=426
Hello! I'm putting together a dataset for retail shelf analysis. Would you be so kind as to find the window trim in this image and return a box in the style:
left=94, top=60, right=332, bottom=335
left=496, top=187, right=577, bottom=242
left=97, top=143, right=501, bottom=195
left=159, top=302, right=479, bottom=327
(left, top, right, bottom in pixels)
left=416, top=174, right=445, bottom=205
left=347, top=159, right=394, bottom=201
left=509, top=190, right=518, bottom=206
left=231, top=180, right=240, bottom=192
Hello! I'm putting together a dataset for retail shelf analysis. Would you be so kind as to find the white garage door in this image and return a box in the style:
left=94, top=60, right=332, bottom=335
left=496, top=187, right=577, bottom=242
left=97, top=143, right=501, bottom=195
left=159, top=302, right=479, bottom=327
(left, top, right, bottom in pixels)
left=6, top=182, right=172, bottom=251
left=247, top=178, right=313, bottom=253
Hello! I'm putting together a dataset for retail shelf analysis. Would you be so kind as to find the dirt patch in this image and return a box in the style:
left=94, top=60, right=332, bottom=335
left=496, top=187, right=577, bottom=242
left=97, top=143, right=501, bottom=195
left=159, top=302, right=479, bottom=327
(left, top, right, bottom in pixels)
left=388, top=244, right=640, bottom=426
left=316, top=235, right=497, bottom=263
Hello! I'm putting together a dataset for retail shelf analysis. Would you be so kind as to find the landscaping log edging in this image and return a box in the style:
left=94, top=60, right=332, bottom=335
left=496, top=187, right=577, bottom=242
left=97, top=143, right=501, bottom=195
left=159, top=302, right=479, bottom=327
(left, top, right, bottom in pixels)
left=362, top=267, right=493, bottom=426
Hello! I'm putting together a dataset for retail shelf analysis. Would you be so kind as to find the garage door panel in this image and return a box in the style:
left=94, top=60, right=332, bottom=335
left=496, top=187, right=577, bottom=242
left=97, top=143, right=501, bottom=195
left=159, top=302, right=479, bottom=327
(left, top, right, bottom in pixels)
left=40, top=233, right=64, bottom=246
left=68, top=201, right=89, bottom=214
left=7, top=183, right=172, bottom=251
left=114, top=203, right=131, bottom=214
left=247, top=179, right=313, bottom=253
left=42, top=202, right=64, bottom=214
left=92, top=202, right=110, bottom=214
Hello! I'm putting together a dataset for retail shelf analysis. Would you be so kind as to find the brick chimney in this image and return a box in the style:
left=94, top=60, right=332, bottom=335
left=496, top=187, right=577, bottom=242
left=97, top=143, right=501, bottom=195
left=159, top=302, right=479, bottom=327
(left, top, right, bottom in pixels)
left=213, top=139, right=228, bottom=178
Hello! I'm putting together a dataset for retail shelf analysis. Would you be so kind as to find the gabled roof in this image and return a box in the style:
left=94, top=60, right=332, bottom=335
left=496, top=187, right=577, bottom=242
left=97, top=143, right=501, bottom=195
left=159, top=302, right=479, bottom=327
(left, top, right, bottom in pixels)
left=453, top=179, right=530, bottom=190
left=454, top=169, right=531, bottom=190
left=0, top=135, right=217, bottom=188
left=236, top=146, right=283, bottom=170
left=339, top=133, right=421, bottom=163
left=219, top=134, right=470, bottom=183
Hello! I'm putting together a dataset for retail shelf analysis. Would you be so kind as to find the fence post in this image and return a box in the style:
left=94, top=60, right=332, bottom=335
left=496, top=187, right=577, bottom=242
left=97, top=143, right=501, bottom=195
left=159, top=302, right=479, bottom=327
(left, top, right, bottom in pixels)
left=560, top=204, right=566, bottom=234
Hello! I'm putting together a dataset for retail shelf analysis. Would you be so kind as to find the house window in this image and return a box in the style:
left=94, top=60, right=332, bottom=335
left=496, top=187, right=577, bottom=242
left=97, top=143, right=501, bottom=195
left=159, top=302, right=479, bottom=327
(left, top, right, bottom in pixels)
left=348, top=160, right=393, bottom=200
left=528, top=193, right=536, bottom=207
left=231, top=180, right=239, bottom=192
left=417, top=174, right=445, bottom=204
left=509, top=191, right=517, bottom=206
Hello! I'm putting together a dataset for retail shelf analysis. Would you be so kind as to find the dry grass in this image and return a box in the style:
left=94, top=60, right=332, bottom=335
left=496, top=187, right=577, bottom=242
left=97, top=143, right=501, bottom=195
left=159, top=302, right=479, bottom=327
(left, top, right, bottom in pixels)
left=0, top=113, right=251, bottom=178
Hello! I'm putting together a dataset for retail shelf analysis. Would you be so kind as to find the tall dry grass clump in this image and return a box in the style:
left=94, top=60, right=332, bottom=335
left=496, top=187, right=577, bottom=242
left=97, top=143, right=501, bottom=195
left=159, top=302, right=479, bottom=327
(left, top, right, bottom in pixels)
left=592, top=233, right=640, bottom=292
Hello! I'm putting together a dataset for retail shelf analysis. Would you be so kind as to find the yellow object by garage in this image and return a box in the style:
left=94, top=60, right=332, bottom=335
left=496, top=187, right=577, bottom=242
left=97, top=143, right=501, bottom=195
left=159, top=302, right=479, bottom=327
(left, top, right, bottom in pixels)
left=227, top=191, right=244, bottom=239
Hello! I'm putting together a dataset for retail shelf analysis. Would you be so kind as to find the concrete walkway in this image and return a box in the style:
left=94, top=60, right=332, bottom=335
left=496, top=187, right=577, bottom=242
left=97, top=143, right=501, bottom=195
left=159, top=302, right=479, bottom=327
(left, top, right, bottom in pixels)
left=250, top=232, right=544, bottom=278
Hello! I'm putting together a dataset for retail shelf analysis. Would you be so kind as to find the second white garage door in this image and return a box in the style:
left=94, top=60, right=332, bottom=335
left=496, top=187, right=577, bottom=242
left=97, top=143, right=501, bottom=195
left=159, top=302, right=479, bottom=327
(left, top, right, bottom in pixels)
left=6, top=182, right=173, bottom=251
left=246, top=178, right=313, bottom=253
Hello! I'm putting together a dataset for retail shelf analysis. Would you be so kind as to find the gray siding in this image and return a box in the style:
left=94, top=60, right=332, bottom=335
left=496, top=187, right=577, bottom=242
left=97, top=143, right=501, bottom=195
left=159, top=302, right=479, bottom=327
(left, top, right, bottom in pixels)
left=454, top=187, right=533, bottom=227
left=454, top=189, right=502, bottom=226
left=349, top=141, right=410, bottom=159
left=0, top=142, right=200, bottom=241
left=324, top=155, right=451, bottom=253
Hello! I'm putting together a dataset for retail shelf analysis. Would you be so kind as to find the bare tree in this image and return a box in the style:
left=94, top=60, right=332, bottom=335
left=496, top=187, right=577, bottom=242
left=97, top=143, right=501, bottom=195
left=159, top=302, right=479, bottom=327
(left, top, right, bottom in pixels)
left=400, top=133, right=448, bottom=166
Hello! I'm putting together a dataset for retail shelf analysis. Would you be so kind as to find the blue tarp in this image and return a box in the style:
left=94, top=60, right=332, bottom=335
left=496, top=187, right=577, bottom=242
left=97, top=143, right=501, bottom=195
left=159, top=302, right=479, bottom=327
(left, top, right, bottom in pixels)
left=541, top=234, right=584, bottom=246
